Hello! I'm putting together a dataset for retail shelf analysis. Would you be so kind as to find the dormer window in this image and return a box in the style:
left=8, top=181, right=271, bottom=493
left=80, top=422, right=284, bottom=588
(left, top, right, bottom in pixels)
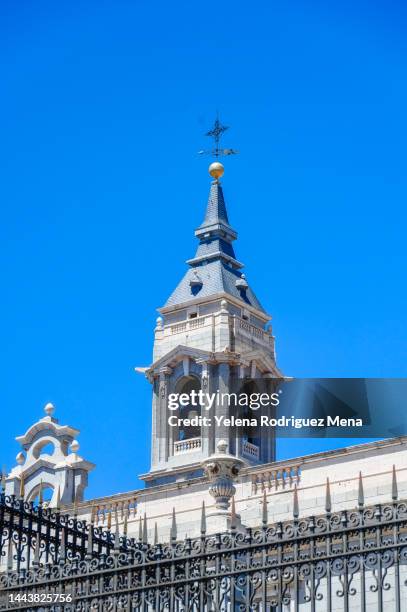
left=235, top=274, right=249, bottom=291
left=189, top=270, right=203, bottom=296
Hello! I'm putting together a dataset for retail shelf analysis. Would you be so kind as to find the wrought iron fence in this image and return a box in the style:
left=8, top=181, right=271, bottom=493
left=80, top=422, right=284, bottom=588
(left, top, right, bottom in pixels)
left=1, top=469, right=407, bottom=611
left=0, top=493, right=131, bottom=574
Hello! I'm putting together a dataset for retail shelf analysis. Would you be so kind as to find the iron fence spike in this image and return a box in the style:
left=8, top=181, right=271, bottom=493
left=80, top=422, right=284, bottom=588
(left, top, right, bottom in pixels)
left=325, top=477, right=332, bottom=513
left=171, top=507, right=177, bottom=542
left=59, top=528, right=66, bottom=561
left=123, top=509, right=128, bottom=536
left=1, top=466, right=7, bottom=492
left=87, top=518, right=94, bottom=556
left=358, top=471, right=364, bottom=508
left=38, top=479, right=44, bottom=506
left=114, top=512, right=120, bottom=550
left=7, top=535, right=13, bottom=570
left=262, top=490, right=268, bottom=526
left=201, top=500, right=206, bottom=535
left=392, top=464, right=398, bottom=501
left=56, top=484, right=61, bottom=510
left=230, top=497, right=237, bottom=530
left=143, top=513, right=148, bottom=544
left=33, top=528, right=40, bottom=566
left=19, top=471, right=25, bottom=500
left=293, top=485, right=299, bottom=519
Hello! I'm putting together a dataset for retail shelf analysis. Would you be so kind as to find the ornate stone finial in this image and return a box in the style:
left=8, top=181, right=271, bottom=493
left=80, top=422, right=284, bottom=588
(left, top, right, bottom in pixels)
left=70, top=440, right=80, bottom=454
left=220, top=299, right=228, bottom=313
left=155, top=316, right=163, bottom=330
left=16, top=452, right=25, bottom=466
left=44, top=402, right=55, bottom=417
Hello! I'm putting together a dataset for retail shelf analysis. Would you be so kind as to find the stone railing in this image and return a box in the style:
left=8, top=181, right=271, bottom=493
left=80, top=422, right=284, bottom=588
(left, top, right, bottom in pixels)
left=242, top=440, right=260, bottom=460
left=234, top=316, right=275, bottom=351
left=251, top=463, right=301, bottom=493
left=169, top=316, right=209, bottom=336
left=174, top=437, right=202, bottom=455
left=93, top=496, right=138, bottom=525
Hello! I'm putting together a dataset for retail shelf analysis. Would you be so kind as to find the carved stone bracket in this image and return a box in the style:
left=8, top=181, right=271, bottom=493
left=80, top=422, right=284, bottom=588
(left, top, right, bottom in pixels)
left=202, top=440, right=245, bottom=511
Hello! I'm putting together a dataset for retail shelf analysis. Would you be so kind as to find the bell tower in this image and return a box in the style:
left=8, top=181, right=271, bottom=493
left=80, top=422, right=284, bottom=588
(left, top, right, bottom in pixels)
left=138, top=122, right=283, bottom=487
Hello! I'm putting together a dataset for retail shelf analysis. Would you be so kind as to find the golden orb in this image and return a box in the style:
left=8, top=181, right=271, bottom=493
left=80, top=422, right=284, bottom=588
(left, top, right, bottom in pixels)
left=209, top=161, right=224, bottom=180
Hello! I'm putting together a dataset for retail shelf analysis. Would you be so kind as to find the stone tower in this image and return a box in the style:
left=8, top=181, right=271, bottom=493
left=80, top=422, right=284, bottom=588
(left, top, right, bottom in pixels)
left=139, top=161, right=283, bottom=487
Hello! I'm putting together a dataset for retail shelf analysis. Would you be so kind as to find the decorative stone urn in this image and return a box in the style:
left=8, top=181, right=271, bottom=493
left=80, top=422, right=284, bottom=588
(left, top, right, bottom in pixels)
left=202, top=440, right=245, bottom=511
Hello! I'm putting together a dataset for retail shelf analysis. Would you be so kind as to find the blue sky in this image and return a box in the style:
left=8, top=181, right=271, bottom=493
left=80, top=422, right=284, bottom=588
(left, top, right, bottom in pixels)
left=1, top=0, right=406, bottom=499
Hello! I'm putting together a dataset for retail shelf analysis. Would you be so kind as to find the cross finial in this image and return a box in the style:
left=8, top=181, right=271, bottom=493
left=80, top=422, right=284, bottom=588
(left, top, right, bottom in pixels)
left=199, top=115, right=239, bottom=160
left=206, top=117, right=229, bottom=156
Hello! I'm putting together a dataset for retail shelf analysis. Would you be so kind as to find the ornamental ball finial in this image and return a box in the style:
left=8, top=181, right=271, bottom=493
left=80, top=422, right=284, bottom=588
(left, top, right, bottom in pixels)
left=44, top=402, right=55, bottom=416
left=209, top=161, right=224, bottom=180
left=16, top=452, right=25, bottom=466
left=70, top=440, right=80, bottom=453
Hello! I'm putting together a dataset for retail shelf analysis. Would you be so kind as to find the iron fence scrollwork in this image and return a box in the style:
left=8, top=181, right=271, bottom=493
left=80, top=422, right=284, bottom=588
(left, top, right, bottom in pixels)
left=1, top=468, right=407, bottom=611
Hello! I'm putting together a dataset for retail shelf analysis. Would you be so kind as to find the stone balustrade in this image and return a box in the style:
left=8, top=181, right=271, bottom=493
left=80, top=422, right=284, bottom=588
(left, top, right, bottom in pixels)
left=251, top=463, right=301, bottom=493
left=242, top=440, right=260, bottom=460
left=169, top=316, right=209, bottom=336
left=174, top=437, right=202, bottom=455
left=165, top=313, right=274, bottom=349
left=233, top=315, right=275, bottom=354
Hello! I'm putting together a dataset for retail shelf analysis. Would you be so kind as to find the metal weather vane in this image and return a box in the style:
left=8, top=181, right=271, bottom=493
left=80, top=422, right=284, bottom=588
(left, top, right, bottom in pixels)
left=198, top=117, right=239, bottom=158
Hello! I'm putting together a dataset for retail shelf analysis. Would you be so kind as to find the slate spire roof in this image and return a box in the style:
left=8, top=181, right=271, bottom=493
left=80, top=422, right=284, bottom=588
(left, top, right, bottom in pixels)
left=163, top=177, right=267, bottom=315
left=200, top=179, right=230, bottom=226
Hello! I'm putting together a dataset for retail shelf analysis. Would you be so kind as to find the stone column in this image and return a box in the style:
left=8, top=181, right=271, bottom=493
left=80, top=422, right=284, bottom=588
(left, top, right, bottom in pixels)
left=199, top=361, right=211, bottom=457
left=159, top=367, right=171, bottom=465
left=215, top=361, right=230, bottom=449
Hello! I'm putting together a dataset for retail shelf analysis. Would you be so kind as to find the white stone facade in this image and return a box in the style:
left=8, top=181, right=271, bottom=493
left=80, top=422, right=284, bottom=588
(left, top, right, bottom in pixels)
left=66, top=436, right=407, bottom=544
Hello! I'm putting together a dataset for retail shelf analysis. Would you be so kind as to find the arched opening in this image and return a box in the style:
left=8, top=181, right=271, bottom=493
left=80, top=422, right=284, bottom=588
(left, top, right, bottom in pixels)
left=175, top=376, right=201, bottom=441
left=32, top=439, right=56, bottom=459
left=171, top=375, right=203, bottom=456
left=240, top=380, right=261, bottom=457
left=28, top=483, right=54, bottom=507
